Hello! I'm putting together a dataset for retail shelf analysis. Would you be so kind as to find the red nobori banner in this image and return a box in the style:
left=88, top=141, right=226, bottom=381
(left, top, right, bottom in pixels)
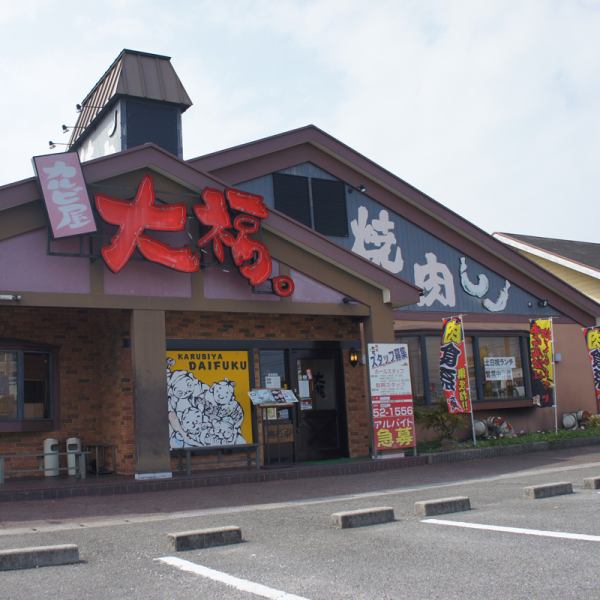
left=529, top=319, right=554, bottom=407
left=368, top=343, right=416, bottom=451
left=583, top=326, right=600, bottom=413
left=440, top=316, right=472, bottom=414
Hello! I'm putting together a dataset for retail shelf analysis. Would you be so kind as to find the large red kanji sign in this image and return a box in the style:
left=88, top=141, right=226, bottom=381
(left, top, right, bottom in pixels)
left=95, top=175, right=294, bottom=297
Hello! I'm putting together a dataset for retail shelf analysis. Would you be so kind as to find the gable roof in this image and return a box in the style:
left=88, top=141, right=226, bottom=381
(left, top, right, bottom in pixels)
left=188, top=125, right=600, bottom=325
left=0, top=143, right=420, bottom=309
left=494, top=233, right=600, bottom=278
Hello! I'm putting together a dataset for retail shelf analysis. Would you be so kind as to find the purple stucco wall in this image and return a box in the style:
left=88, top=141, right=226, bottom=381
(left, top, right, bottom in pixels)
left=203, top=261, right=280, bottom=301
left=0, top=229, right=90, bottom=293
left=289, top=269, right=347, bottom=304
left=103, top=260, right=192, bottom=297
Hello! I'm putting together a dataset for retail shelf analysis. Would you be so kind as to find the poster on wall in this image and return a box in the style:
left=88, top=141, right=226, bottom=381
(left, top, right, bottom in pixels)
left=166, top=350, right=252, bottom=449
left=440, top=316, right=472, bottom=414
left=529, top=319, right=555, bottom=407
left=368, top=343, right=416, bottom=452
left=483, top=356, right=516, bottom=381
left=583, top=326, right=600, bottom=413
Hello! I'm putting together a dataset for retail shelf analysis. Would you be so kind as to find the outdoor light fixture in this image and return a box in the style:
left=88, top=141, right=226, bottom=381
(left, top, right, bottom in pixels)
left=48, top=141, right=70, bottom=150
left=75, top=103, right=106, bottom=112
left=62, top=124, right=85, bottom=133
left=538, top=299, right=549, bottom=308
left=358, top=184, right=367, bottom=193
left=349, top=348, right=360, bottom=367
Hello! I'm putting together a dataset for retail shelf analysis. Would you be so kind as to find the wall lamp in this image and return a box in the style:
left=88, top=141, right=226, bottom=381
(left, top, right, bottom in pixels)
left=537, top=299, right=549, bottom=308
left=349, top=348, right=360, bottom=368
left=0, top=294, right=22, bottom=302
left=48, top=141, right=70, bottom=150
left=62, top=124, right=85, bottom=133
left=76, top=103, right=106, bottom=112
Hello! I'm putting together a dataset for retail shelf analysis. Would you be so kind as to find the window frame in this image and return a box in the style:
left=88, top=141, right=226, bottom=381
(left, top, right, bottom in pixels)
left=395, top=330, right=533, bottom=410
left=0, top=341, right=58, bottom=432
left=272, top=172, right=349, bottom=238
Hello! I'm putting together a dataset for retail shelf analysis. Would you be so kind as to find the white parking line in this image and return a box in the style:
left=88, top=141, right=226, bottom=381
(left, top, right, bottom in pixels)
left=422, top=518, right=600, bottom=542
left=157, top=556, right=311, bottom=600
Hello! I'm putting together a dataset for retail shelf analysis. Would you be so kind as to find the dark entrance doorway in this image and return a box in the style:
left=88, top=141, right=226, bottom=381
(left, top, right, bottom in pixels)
left=290, top=349, right=348, bottom=461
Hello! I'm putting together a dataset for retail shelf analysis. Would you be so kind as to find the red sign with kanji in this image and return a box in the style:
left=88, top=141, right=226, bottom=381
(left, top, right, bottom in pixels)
left=372, top=398, right=415, bottom=450
left=95, top=174, right=294, bottom=297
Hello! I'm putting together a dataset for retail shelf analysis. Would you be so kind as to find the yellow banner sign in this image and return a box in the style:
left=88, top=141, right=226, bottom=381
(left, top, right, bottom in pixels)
left=166, top=350, right=252, bottom=448
left=529, top=319, right=554, bottom=407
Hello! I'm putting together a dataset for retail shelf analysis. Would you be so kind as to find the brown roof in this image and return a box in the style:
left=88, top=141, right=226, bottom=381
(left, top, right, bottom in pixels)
left=497, top=233, right=600, bottom=272
left=69, top=49, right=192, bottom=148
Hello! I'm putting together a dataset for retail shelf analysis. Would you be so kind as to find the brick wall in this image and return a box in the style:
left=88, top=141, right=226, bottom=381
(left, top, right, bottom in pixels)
left=166, top=311, right=370, bottom=460
left=0, top=307, right=135, bottom=476
left=0, top=308, right=370, bottom=480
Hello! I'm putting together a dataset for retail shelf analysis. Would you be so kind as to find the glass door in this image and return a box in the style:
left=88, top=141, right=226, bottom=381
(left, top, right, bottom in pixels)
left=291, top=349, right=348, bottom=461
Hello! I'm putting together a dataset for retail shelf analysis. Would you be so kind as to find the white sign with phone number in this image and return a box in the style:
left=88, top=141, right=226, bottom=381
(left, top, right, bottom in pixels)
left=368, top=343, right=416, bottom=451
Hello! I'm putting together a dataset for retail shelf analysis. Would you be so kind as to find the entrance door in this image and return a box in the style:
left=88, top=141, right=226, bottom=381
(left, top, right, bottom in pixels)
left=291, top=349, right=348, bottom=461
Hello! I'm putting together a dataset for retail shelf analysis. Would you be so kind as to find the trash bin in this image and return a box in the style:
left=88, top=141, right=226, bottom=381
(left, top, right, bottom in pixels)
left=66, top=437, right=81, bottom=476
left=43, top=438, right=59, bottom=477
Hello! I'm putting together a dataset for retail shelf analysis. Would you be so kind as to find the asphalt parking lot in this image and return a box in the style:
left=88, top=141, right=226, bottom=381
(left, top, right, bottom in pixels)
left=1, top=448, right=599, bottom=600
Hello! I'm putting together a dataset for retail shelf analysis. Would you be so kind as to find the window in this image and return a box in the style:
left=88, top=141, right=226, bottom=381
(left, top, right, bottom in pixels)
left=477, top=336, right=527, bottom=401
left=0, top=346, right=54, bottom=427
left=259, top=350, right=289, bottom=389
left=396, top=332, right=530, bottom=406
left=272, top=173, right=348, bottom=237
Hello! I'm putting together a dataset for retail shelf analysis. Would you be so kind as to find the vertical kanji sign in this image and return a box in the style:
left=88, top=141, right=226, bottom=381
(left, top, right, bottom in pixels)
left=583, top=326, right=600, bottom=413
left=440, top=316, right=472, bottom=414
left=33, top=152, right=97, bottom=238
left=529, top=319, right=555, bottom=407
left=368, top=343, right=416, bottom=452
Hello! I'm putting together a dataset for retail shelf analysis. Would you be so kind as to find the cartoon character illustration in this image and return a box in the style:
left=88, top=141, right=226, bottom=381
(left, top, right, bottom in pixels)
left=166, top=359, right=246, bottom=448
left=167, top=365, right=208, bottom=448
left=202, top=380, right=246, bottom=445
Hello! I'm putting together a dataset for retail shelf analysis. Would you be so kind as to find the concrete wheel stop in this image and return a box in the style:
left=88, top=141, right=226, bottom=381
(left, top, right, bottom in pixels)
left=0, top=544, right=80, bottom=571
left=331, top=507, right=395, bottom=529
left=168, top=526, right=243, bottom=551
left=415, top=496, right=471, bottom=516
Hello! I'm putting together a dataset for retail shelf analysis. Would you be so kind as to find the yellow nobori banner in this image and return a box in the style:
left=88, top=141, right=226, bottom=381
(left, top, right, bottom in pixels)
left=529, top=319, right=554, bottom=407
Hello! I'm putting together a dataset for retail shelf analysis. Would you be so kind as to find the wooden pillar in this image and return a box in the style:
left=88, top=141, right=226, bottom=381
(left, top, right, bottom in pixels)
left=363, top=303, right=395, bottom=345
left=131, top=309, right=172, bottom=479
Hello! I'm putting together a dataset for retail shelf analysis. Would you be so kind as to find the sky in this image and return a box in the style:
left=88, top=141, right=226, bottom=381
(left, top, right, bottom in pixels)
left=0, top=0, right=599, bottom=243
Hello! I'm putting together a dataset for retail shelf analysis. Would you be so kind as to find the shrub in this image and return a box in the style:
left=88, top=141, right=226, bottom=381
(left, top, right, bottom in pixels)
left=585, top=414, right=600, bottom=429
left=414, top=398, right=468, bottom=442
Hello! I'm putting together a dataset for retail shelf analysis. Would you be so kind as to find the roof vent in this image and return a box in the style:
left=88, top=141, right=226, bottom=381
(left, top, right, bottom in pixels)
left=68, top=49, right=192, bottom=160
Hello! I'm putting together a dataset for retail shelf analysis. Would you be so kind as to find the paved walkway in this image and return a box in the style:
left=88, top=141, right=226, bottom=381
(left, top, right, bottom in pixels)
left=1, top=445, right=598, bottom=527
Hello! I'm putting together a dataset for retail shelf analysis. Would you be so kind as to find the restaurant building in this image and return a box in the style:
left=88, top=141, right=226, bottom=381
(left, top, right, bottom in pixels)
left=0, top=50, right=598, bottom=480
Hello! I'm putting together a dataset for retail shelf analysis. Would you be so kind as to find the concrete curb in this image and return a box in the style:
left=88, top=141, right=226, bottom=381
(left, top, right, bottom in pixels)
left=168, top=526, right=242, bottom=551
left=524, top=482, right=573, bottom=499
left=0, top=544, right=79, bottom=571
left=331, top=507, right=395, bottom=529
left=583, top=476, right=600, bottom=489
left=415, top=496, right=471, bottom=516
left=425, top=436, right=600, bottom=465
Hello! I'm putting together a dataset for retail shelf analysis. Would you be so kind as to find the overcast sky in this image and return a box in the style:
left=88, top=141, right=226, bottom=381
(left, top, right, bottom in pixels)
left=1, top=0, right=598, bottom=242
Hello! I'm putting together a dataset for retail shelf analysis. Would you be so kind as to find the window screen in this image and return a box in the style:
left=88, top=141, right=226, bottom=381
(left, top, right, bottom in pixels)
left=272, top=173, right=311, bottom=227
left=312, top=178, right=348, bottom=237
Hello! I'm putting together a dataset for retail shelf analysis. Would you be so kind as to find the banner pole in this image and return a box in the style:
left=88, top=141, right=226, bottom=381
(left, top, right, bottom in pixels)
left=462, top=316, right=477, bottom=447
left=550, top=317, right=558, bottom=433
